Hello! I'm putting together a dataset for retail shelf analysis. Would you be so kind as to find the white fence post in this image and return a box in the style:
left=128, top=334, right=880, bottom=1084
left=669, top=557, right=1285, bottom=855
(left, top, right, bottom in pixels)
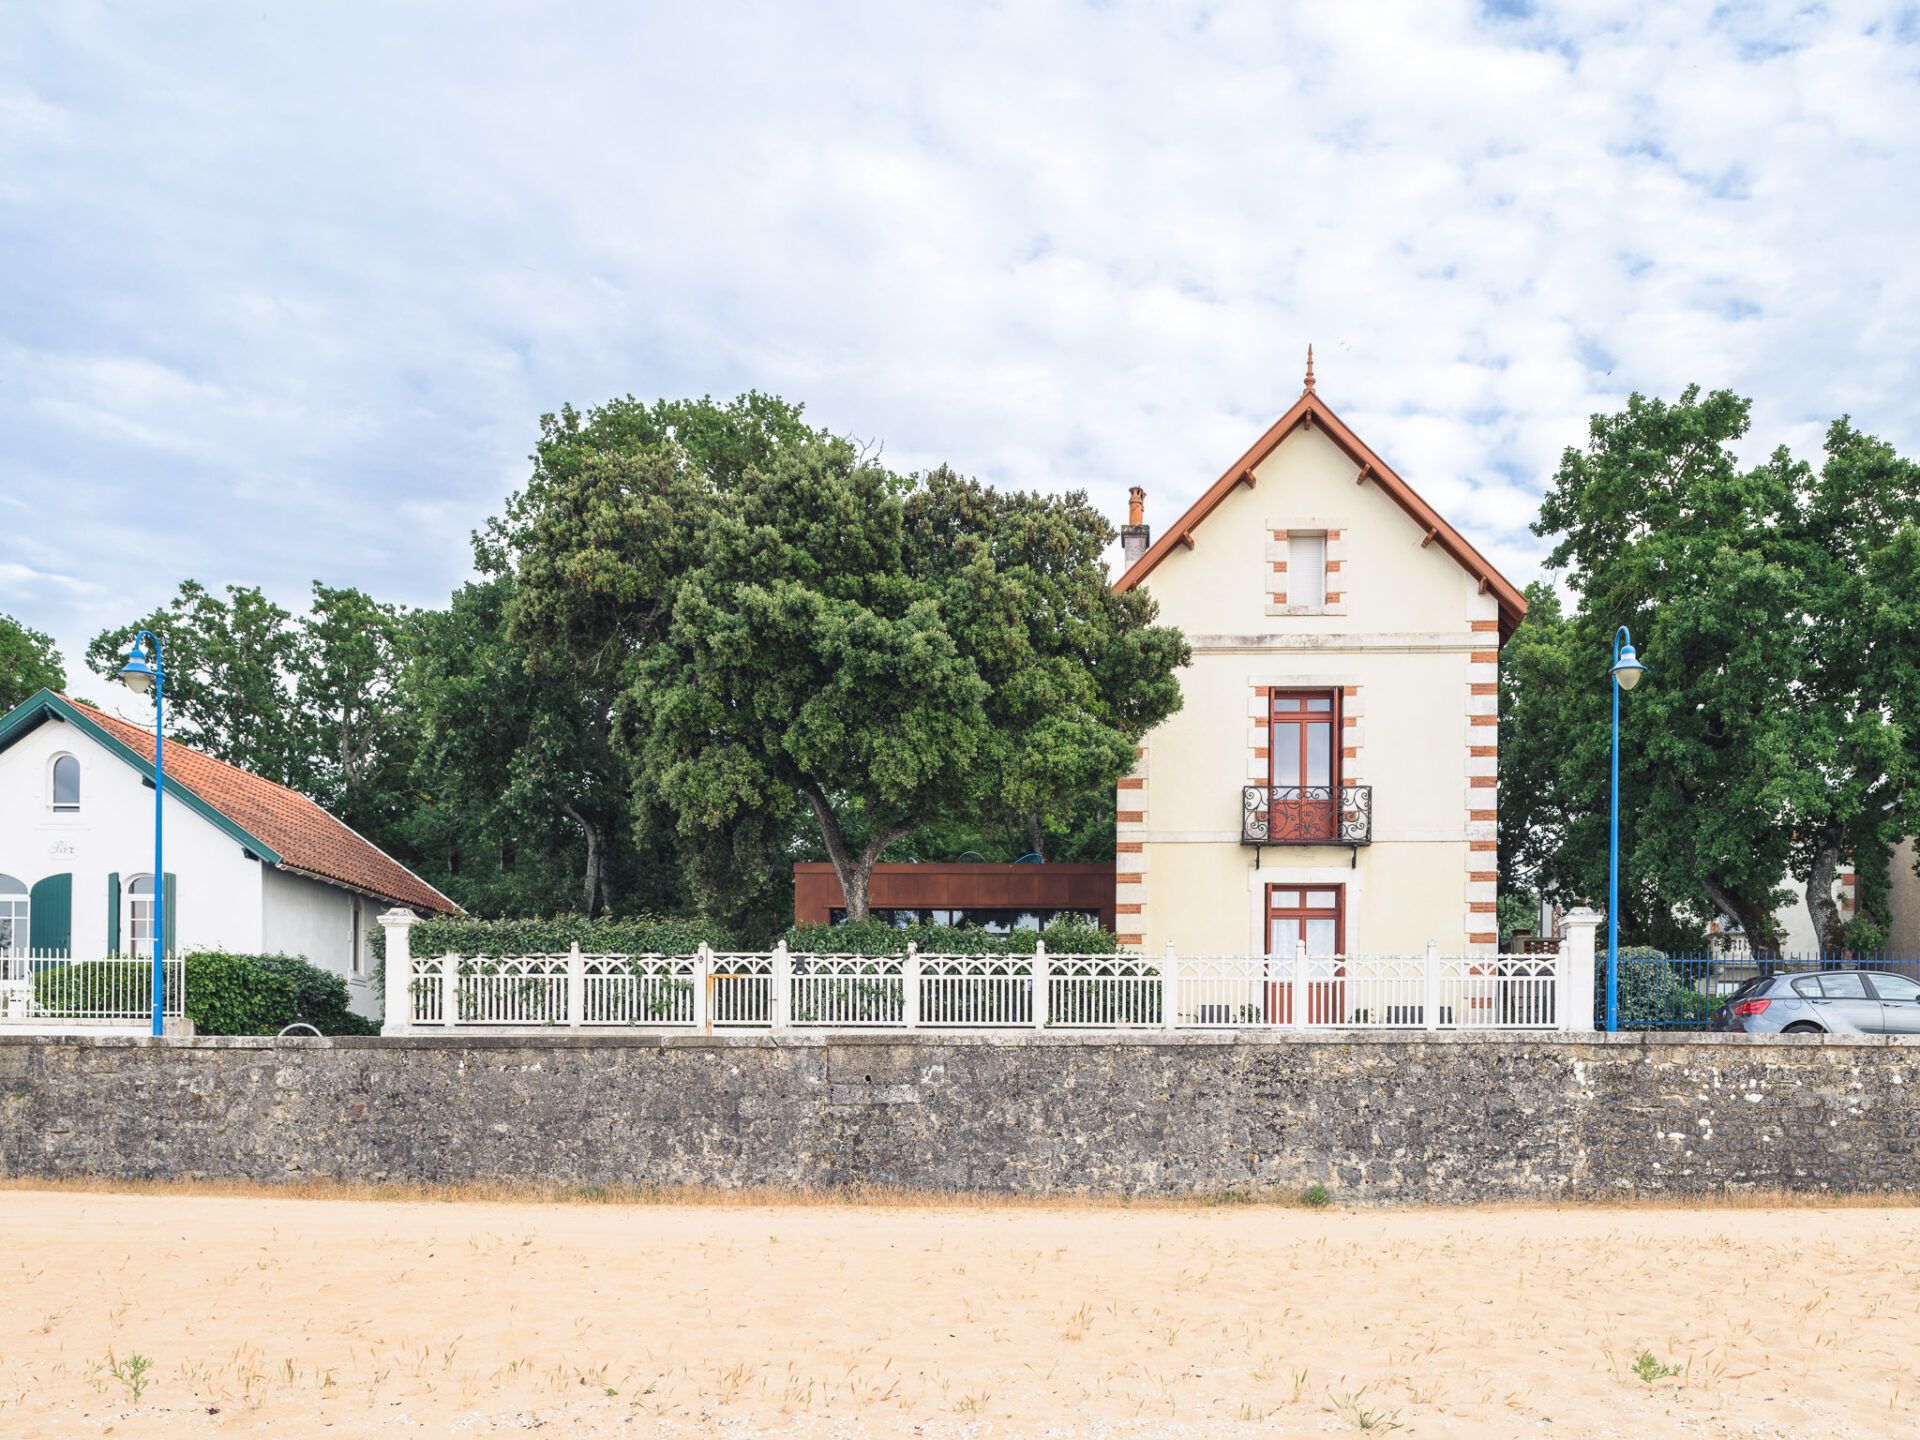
left=1293, top=939, right=1309, bottom=1029
left=1032, top=939, right=1049, bottom=1030
left=772, top=940, right=791, bottom=1032
left=567, top=941, right=584, bottom=1028
left=1424, top=940, right=1440, bottom=1032
left=1562, top=908, right=1600, bottom=1033
left=1161, top=941, right=1178, bottom=1028
left=694, top=942, right=712, bottom=1034
left=904, top=943, right=920, bottom=1029
left=377, top=907, right=418, bottom=1036
left=440, top=953, right=458, bottom=1029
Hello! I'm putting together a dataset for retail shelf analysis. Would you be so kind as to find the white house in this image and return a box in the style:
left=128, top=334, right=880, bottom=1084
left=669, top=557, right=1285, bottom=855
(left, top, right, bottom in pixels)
left=0, top=689, right=457, bottom=1018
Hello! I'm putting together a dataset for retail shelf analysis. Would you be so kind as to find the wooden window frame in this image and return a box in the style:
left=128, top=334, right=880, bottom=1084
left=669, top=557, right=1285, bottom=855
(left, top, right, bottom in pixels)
left=1267, top=689, right=1342, bottom=789
left=1265, top=883, right=1346, bottom=956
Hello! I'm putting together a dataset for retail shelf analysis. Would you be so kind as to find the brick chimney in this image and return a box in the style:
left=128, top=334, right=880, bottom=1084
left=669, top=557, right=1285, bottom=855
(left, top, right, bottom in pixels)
left=1121, top=487, right=1150, bottom=569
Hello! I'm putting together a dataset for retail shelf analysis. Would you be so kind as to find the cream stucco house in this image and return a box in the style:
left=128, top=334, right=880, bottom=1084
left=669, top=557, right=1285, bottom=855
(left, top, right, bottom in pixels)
left=1112, top=359, right=1526, bottom=958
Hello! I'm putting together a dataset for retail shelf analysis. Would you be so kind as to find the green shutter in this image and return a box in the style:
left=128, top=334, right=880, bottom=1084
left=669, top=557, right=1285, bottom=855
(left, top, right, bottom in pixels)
left=29, top=873, right=72, bottom=960
left=162, top=872, right=177, bottom=956
left=106, top=872, right=121, bottom=956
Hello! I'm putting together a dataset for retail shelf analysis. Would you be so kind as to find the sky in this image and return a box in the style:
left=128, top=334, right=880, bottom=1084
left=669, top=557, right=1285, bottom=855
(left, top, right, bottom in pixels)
left=4, top=1, right=1918, bottom=706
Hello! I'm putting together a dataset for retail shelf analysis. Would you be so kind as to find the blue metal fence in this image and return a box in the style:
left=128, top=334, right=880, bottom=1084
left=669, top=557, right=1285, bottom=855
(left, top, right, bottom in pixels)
left=1603, top=952, right=1920, bottom=1030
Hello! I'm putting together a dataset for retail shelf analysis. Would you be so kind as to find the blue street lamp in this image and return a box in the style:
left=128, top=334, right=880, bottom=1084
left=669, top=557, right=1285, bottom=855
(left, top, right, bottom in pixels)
left=1606, top=626, right=1647, bottom=1032
left=116, top=634, right=165, bottom=1038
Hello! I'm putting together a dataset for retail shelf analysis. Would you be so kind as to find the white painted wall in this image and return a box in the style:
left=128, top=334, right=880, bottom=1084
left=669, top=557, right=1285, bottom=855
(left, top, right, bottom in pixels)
left=0, top=711, right=265, bottom=957
left=262, top=866, right=380, bottom=1017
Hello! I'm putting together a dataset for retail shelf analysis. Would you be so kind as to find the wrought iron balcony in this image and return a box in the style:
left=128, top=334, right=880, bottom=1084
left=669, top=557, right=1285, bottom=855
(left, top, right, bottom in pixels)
left=1241, top=784, right=1373, bottom=846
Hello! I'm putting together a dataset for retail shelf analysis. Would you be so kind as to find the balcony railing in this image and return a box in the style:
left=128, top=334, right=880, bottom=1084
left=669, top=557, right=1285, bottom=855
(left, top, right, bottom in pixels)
left=1241, top=784, right=1373, bottom=845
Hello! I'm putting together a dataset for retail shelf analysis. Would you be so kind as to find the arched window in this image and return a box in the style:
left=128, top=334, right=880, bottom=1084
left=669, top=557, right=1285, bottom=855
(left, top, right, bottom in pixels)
left=126, top=874, right=156, bottom=948
left=0, top=875, right=27, bottom=958
left=51, top=755, right=80, bottom=812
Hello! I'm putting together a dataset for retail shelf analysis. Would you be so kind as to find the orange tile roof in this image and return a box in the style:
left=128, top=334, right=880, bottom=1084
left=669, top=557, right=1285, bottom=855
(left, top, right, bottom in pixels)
left=79, top=701, right=458, bottom=915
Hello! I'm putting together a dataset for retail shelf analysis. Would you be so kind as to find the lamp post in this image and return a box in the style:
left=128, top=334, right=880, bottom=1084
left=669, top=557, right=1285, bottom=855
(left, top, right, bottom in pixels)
left=116, top=633, right=165, bottom=1038
left=1606, top=626, right=1647, bottom=1032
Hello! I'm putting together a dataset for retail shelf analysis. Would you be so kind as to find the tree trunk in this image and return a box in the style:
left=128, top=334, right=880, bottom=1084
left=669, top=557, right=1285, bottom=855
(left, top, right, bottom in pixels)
left=1805, top=821, right=1848, bottom=955
left=561, top=803, right=601, bottom=917
left=1702, top=878, right=1778, bottom=958
left=1025, top=814, right=1047, bottom=863
left=800, top=784, right=920, bottom=924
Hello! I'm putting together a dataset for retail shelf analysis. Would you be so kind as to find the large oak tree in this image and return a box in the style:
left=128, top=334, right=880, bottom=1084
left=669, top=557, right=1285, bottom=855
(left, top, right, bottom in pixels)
left=510, top=402, right=1188, bottom=925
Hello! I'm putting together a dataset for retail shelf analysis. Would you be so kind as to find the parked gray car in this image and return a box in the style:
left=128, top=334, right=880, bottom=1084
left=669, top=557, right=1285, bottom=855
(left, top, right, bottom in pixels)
left=1711, top=969, right=1920, bottom=1034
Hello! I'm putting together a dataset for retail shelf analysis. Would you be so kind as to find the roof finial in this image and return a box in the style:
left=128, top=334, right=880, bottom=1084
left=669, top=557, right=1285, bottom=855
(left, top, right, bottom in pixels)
left=1304, top=344, right=1316, bottom=394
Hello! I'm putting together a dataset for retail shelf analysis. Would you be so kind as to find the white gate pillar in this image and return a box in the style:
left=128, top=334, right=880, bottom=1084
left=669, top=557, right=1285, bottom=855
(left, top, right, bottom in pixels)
left=377, top=907, right=418, bottom=1036
left=1032, top=939, right=1048, bottom=1029
left=566, top=942, right=584, bottom=1028
left=772, top=940, right=792, bottom=1032
left=1562, top=908, right=1601, bottom=1033
left=1161, top=941, right=1178, bottom=1028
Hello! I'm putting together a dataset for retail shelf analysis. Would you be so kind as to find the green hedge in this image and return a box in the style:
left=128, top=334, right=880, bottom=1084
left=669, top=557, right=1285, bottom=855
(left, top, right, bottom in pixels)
left=28, top=953, right=377, bottom=1035
left=184, top=952, right=380, bottom=1036
left=784, top=913, right=1123, bottom=957
left=374, top=913, right=727, bottom=961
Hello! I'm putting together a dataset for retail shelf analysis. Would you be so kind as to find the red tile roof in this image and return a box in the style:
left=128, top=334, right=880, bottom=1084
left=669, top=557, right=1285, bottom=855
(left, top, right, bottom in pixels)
left=79, top=701, right=458, bottom=916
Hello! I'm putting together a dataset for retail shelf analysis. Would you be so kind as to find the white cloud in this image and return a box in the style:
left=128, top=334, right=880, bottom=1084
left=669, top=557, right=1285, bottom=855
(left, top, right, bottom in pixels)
left=1, top=0, right=1916, bottom=672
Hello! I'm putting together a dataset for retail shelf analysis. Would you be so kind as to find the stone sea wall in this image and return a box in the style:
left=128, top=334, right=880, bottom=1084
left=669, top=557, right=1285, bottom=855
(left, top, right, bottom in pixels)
left=2, top=1031, right=1916, bottom=1202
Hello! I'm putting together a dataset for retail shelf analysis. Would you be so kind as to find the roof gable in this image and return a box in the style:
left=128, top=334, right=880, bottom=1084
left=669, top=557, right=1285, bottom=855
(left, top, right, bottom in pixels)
left=0, top=689, right=457, bottom=915
left=1115, top=382, right=1528, bottom=640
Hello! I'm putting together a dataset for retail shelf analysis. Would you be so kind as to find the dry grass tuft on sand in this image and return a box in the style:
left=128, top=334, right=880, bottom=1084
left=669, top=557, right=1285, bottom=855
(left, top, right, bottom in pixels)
left=2, top=1183, right=1916, bottom=1437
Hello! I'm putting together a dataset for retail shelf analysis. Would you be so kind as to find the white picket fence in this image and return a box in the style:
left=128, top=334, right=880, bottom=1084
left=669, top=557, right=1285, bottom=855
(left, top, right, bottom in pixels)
left=389, top=941, right=1578, bottom=1033
left=0, top=952, right=187, bottom=1034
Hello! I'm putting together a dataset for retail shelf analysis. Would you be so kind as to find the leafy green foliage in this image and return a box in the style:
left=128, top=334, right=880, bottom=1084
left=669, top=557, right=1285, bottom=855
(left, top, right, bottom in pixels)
left=785, top=913, right=1122, bottom=956
left=0, top=611, right=65, bottom=711
left=88, top=581, right=311, bottom=787
left=1593, top=946, right=1710, bottom=1028
left=540, top=432, right=1188, bottom=928
left=403, top=569, right=681, bottom=919
left=29, top=952, right=374, bottom=1035
left=179, top=953, right=299, bottom=1035
left=377, top=912, right=724, bottom=960
left=85, top=580, right=417, bottom=835
left=1510, top=386, right=1920, bottom=952
left=183, top=952, right=379, bottom=1035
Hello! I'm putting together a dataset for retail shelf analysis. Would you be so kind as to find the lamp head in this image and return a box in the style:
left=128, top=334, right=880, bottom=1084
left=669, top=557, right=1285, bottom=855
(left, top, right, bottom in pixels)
left=1611, top=642, right=1647, bottom=692
left=118, top=639, right=157, bottom=697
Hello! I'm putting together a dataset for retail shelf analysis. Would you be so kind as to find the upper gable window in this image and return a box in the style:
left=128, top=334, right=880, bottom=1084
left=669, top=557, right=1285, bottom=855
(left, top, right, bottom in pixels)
left=51, top=755, right=80, bottom=812
left=1290, top=534, right=1327, bottom=607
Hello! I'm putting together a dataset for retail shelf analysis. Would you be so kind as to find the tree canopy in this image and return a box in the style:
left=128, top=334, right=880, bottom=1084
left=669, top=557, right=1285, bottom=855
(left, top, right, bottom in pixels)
left=508, top=407, right=1189, bottom=924
left=1503, top=386, right=1920, bottom=953
left=0, top=611, right=65, bottom=713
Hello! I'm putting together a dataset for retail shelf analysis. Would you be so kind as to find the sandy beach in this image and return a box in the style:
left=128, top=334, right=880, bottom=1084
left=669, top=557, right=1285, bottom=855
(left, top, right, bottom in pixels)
left=1, top=1186, right=1913, bottom=1438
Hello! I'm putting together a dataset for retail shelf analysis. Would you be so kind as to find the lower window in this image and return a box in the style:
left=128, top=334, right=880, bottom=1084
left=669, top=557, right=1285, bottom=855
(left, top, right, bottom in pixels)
left=1267, top=885, right=1343, bottom=957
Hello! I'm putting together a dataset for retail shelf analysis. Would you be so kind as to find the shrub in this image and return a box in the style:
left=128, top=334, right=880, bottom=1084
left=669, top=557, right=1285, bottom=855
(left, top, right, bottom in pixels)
left=183, top=952, right=379, bottom=1036
left=785, top=912, right=1123, bottom=957
left=1594, top=946, right=1700, bottom=1028
left=372, top=913, right=724, bottom=961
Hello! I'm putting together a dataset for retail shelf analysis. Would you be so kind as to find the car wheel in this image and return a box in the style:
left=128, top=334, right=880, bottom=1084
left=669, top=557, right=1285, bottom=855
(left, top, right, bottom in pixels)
left=1783, top=1022, right=1823, bottom=1034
